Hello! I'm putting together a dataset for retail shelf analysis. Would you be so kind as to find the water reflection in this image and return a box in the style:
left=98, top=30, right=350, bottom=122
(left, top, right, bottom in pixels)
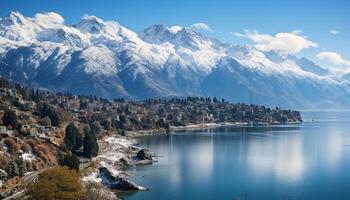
left=189, top=133, right=214, bottom=180
left=130, top=116, right=350, bottom=200
left=324, top=127, right=345, bottom=171
left=246, top=131, right=305, bottom=182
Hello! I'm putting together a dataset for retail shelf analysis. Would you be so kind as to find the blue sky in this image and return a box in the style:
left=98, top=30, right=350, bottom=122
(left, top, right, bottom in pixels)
left=1, top=0, right=349, bottom=69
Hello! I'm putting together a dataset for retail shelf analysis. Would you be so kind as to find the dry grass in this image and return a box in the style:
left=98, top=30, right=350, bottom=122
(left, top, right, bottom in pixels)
left=82, top=182, right=115, bottom=200
left=20, top=143, right=31, bottom=153
left=3, top=138, right=20, bottom=154
left=0, top=151, right=10, bottom=170
left=21, top=139, right=59, bottom=170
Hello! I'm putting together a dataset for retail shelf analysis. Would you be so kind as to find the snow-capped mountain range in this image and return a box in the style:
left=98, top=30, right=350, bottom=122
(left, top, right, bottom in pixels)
left=1, top=11, right=350, bottom=108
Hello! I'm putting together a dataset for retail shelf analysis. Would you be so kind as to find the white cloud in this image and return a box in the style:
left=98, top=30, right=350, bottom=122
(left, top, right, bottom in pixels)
left=169, top=25, right=182, bottom=33
left=329, top=30, right=339, bottom=35
left=34, top=12, right=64, bottom=28
left=231, top=32, right=246, bottom=38
left=292, top=30, right=303, bottom=34
left=316, top=51, right=350, bottom=66
left=190, top=23, right=212, bottom=31
left=231, top=30, right=318, bottom=54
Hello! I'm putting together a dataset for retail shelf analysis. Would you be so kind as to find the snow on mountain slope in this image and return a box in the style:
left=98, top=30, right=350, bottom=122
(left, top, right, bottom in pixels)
left=140, top=24, right=226, bottom=73
left=202, top=57, right=350, bottom=107
left=0, top=11, right=40, bottom=42
left=80, top=46, right=118, bottom=75
left=0, top=11, right=349, bottom=108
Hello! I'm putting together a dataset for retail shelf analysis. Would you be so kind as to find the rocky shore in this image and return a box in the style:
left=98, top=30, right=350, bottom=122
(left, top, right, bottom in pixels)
left=82, top=136, right=154, bottom=199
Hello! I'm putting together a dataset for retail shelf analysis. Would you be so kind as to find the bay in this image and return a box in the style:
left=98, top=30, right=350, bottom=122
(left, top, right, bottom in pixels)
left=124, top=111, right=350, bottom=200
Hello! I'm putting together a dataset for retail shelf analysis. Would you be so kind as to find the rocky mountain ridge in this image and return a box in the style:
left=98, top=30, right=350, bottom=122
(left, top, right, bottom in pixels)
left=1, top=11, right=350, bottom=108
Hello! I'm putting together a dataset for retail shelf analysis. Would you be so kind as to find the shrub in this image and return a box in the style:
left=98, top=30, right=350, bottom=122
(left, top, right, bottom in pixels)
left=18, top=128, right=30, bottom=137
left=82, top=182, right=113, bottom=200
left=26, top=166, right=83, bottom=200
left=25, top=139, right=36, bottom=149
left=39, top=116, right=51, bottom=126
left=60, top=153, right=80, bottom=171
left=24, top=140, right=57, bottom=166
left=37, top=102, right=69, bottom=127
left=0, top=152, right=10, bottom=170
left=20, top=143, right=31, bottom=153
left=3, top=138, right=20, bottom=154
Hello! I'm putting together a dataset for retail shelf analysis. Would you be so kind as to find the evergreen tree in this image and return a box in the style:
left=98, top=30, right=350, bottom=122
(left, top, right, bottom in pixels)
left=120, top=130, right=126, bottom=136
left=75, top=132, right=83, bottom=151
left=165, top=123, right=170, bottom=131
left=79, top=98, right=88, bottom=109
left=100, top=118, right=111, bottom=130
left=0, top=77, right=9, bottom=88
left=37, top=102, right=63, bottom=127
left=49, top=112, right=61, bottom=127
left=83, top=130, right=99, bottom=158
left=18, top=156, right=27, bottom=177
left=64, top=123, right=82, bottom=152
left=6, top=160, right=19, bottom=178
left=2, top=109, right=18, bottom=129
left=61, top=153, right=80, bottom=171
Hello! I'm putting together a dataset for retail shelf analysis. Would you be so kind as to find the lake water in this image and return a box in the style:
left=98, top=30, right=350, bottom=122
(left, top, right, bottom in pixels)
left=123, top=111, right=350, bottom=200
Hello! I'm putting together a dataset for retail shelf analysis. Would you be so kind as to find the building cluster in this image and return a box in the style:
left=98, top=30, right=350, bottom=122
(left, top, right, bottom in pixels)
left=0, top=81, right=302, bottom=141
left=42, top=94, right=302, bottom=132
left=0, top=87, right=59, bottom=145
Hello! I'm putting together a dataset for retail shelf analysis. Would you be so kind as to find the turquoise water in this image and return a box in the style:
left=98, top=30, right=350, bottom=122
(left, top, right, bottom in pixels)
left=124, top=111, right=350, bottom=200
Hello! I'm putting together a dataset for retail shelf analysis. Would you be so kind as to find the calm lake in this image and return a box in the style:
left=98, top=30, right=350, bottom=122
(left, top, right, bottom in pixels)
left=123, top=111, right=350, bottom=200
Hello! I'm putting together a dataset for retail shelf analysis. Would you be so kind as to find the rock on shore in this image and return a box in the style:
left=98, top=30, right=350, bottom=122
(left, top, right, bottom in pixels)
left=136, top=149, right=153, bottom=160
left=99, top=167, right=147, bottom=191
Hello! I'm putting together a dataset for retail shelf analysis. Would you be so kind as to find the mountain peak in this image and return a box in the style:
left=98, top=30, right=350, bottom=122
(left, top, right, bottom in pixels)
left=175, top=27, right=203, bottom=40
left=143, top=24, right=173, bottom=34
left=81, top=15, right=104, bottom=24
left=8, top=11, right=24, bottom=18
left=140, top=24, right=178, bottom=44
left=1, top=11, right=27, bottom=26
left=74, top=15, right=105, bottom=34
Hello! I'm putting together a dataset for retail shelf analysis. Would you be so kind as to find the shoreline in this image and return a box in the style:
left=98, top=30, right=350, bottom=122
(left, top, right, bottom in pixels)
left=129, top=120, right=302, bottom=138
left=85, top=120, right=302, bottom=199
left=82, top=136, right=155, bottom=199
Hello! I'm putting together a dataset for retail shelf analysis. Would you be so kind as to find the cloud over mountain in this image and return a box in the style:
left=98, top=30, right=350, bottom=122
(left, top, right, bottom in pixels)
left=232, top=30, right=318, bottom=53
left=34, top=12, right=65, bottom=28
left=190, top=23, right=212, bottom=31
left=317, top=51, right=350, bottom=66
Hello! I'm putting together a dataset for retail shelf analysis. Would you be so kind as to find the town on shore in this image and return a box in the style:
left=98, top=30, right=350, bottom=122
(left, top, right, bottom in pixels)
left=0, top=76, right=302, bottom=199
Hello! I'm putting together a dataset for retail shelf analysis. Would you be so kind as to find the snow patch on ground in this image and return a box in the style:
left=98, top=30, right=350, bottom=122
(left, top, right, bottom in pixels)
left=21, top=152, right=37, bottom=161
left=82, top=171, right=102, bottom=183
left=83, top=136, right=136, bottom=184
left=98, top=137, right=136, bottom=175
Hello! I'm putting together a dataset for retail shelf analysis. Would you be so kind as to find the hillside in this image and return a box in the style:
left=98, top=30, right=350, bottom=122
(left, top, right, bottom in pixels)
left=0, top=76, right=301, bottom=198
